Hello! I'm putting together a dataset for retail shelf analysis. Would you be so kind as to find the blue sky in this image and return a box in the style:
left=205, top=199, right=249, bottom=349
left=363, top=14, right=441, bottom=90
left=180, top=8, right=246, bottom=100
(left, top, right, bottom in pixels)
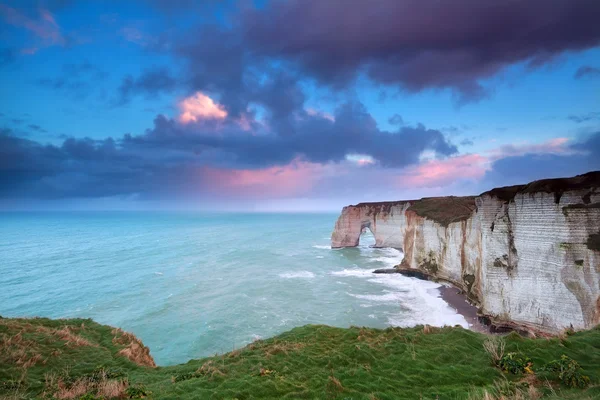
left=1, top=0, right=599, bottom=211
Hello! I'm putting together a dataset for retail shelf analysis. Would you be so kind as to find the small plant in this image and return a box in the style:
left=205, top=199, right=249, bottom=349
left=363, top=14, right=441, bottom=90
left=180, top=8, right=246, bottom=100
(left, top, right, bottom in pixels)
left=542, top=355, right=590, bottom=388
left=126, top=384, right=151, bottom=398
left=497, top=352, right=533, bottom=375
left=91, top=365, right=127, bottom=382
left=483, top=337, right=505, bottom=365
left=0, top=379, right=23, bottom=391
left=171, top=371, right=198, bottom=382
left=78, top=394, right=101, bottom=400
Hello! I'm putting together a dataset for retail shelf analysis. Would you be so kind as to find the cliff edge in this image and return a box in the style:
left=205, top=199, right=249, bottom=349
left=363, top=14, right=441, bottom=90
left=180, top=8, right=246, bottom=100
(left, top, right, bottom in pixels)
left=331, top=171, right=600, bottom=334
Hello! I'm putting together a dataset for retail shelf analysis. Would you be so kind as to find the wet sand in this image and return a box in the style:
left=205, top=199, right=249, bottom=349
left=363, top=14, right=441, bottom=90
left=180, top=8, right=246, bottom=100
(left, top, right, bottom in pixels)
left=438, top=285, right=489, bottom=333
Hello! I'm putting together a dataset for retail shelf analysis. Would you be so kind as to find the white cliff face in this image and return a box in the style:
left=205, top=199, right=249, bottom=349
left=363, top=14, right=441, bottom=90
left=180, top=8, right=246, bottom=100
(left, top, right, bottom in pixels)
left=331, top=173, right=600, bottom=333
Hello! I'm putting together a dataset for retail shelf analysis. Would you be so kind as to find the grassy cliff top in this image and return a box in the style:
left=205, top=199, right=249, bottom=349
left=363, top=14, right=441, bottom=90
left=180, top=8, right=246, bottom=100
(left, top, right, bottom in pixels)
left=481, top=171, right=600, bottom=202
left=406, top=196, right=477, bottom=227
left=351, top=197, right=477, bottom=227
left=1, top=316, right=600, bottom=399
left=347, top=172, right=599, bottom=227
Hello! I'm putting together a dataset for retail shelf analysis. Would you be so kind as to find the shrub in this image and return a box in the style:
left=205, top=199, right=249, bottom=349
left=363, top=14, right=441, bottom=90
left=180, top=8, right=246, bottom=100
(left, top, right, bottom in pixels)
left=171, top=371, right=198, bottom=383
left=497, top=352, right=533, bottom=375
left=542, top=355, right=590, bottom=388
left=126, top=384, right=151, bottom=398
left=78, top=394, right=101, bottom=400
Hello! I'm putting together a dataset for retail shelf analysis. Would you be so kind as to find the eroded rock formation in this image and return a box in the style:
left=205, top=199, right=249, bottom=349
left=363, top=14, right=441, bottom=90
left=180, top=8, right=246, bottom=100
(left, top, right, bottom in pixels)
left=331, top=172, right=600, bottom=333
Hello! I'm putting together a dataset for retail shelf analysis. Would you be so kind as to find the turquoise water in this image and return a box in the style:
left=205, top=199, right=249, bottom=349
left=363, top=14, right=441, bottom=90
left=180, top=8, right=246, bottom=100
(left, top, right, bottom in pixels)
left=0, top=212, right=467, bottom=365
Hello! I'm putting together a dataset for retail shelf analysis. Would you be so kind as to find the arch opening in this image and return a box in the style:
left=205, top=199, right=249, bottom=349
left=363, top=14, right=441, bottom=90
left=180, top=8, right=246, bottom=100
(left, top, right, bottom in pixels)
left=359, top=222, right=375, bottom=247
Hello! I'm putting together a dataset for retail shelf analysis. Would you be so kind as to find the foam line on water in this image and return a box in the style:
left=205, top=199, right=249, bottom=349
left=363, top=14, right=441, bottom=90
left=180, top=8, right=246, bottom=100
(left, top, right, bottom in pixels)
left=279, top=271, right=316, bottom=279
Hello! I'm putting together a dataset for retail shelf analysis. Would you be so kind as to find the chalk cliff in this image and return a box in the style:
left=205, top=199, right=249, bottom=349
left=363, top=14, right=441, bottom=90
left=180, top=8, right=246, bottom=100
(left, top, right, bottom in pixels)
left=331, top=172, right=600, bottom=334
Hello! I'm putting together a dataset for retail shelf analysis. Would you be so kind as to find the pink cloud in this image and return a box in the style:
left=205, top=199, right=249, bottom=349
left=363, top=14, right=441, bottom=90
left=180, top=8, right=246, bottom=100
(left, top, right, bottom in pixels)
left=200, top=160, right=325, bottom=198
left=400, top=154, right=490, bottom=188
left=0, top=5, right=65, bottom=49
left=490, top=137, right=572, bottom=160
left=178, top=92, right=228, bottom=124
left=398, top=137, right=576, bottom=189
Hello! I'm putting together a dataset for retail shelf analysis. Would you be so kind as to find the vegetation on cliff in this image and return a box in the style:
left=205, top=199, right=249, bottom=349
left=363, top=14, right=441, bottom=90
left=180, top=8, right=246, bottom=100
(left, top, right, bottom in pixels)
left=482, top=171, right=600, bottom=203
left=2, top=317, right=600, bottom=399
left=406, top=196, right=477, bottom=227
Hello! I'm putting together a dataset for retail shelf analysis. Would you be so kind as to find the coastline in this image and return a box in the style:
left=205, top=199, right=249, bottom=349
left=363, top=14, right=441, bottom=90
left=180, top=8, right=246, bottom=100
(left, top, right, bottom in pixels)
left=373, top=267, right=489, bottom=333
left=438, top=284, right=489, bottom=333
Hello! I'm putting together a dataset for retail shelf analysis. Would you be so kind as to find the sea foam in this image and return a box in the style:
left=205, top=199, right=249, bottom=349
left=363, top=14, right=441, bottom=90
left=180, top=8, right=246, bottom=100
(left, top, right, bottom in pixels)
left=279, top=271, right=316, bottom=279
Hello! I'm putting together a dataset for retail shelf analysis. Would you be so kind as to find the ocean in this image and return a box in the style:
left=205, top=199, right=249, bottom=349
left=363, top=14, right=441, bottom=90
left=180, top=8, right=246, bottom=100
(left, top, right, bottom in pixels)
left=0, top=212, right=468, bottom=365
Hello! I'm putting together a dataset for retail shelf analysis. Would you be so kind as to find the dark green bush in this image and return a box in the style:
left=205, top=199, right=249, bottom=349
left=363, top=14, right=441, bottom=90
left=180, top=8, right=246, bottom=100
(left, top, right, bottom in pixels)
left=126, top=384, right=151, bottom=398
left=172, top=371, right=200, bottom=382
left=542, top=355, right=590, bottom=388
left=0, top=380, right=22, bottom=391
left=498, top=352, right=533, bottom=375
left=78, top=394, right=101, bottom=400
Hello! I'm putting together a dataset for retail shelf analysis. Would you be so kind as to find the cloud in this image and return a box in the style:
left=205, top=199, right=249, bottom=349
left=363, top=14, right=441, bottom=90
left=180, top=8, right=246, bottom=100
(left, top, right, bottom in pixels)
left=568, top=112, right=600, bottom=123
left=0, top=97, right=459, bottom=200
left=200, top=159, right=326, bottom=198
left=178, top=92, right=228, bottom=123
left=118, top=26, right=154, bottom=47
left=489, top=137, right=573, bottom=160
left=28, top=124, right=47, bottom=133
left=483, top=132, right=600, bottom=187
left=399, top=154, right=489, bottom=188
left=116, top=67, right=177, bottom=105
left=388, top=114, right=404, bottom=126
left=37, top=61, right=107, bottom=99
left=574, top=65, right=600, bottom=79
left=239, top=0, right=600, bottom=102
left=0, top=4, right=65, bottom=50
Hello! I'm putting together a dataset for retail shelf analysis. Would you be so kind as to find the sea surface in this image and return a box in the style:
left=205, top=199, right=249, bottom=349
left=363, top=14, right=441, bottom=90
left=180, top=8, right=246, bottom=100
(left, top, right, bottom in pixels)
left=0, top=212, right=468, bottom=365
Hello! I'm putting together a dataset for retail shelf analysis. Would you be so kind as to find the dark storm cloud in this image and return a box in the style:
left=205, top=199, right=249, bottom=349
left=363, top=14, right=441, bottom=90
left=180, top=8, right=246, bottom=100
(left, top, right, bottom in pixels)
left=0, top=129, right=203, bottom=198
left=116, top=67, right=178, bottom=105
left=574, top=66, right=600, bottom=79
left=237, top=0, right=600, bottom=101
left=130, top=101, right=457, bottom=168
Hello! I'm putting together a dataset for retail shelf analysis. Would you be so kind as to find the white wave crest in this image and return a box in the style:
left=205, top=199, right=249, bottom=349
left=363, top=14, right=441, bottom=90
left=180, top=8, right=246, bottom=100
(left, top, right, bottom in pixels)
left=279, top=271, right=315, bottom=279
left=312, top=245, right=331, bottom=250
left=330, top=268, right=374, bottom=277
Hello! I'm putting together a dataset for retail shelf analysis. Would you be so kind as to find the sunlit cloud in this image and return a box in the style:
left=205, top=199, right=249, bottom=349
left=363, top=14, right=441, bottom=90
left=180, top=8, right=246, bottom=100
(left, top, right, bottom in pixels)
left=306, top=108, right=335, bottom=121
left=345, top=154, right=375, bottom=166
left=178, top=92, right=228, bottom=124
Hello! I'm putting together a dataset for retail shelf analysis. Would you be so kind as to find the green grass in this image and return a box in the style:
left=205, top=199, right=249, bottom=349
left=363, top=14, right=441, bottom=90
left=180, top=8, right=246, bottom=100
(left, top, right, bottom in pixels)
left=1, top=317, right=600, bottom=399
left=406, top=196, right=477, bottom=227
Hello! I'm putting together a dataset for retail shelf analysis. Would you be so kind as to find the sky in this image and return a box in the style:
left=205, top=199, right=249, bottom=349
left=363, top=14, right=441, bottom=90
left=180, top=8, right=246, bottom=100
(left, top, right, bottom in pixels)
left=0, top=0, right=599, bottom=211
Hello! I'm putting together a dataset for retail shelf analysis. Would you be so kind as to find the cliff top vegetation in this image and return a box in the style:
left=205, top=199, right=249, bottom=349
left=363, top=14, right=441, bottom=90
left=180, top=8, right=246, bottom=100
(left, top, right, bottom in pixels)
left=1, top=316, right=599, bottom=399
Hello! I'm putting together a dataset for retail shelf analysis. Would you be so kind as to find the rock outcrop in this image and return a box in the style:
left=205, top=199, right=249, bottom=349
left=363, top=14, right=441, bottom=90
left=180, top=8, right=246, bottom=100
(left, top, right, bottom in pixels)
left=331, top=172, right=600, bottom=334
